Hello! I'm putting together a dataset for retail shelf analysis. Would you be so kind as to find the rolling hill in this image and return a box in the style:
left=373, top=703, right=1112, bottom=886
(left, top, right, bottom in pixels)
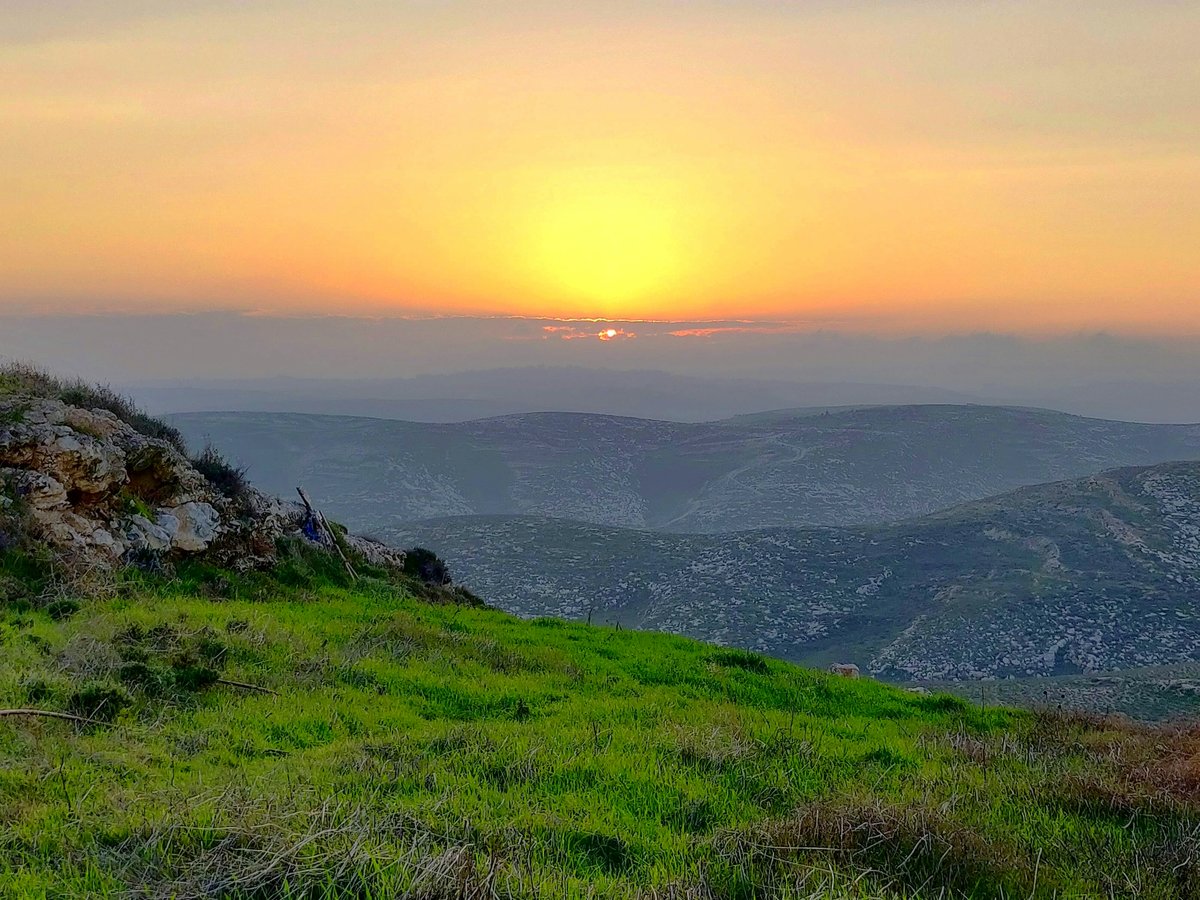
left=172, top=405, right=1200, bottom=533
left=387, top=461, right=1200, bottom=683
left=6, top=366, right=1200, bottom=896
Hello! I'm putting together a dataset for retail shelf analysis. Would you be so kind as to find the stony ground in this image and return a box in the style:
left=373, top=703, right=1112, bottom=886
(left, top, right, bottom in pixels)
left=391, top=462, right=1200, bottom=687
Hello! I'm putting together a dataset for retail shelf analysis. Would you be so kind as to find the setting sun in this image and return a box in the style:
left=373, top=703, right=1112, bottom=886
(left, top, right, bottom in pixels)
left=5, top=5, right=1200, bottom=892
left=1, top=3, right=1197, bottom=334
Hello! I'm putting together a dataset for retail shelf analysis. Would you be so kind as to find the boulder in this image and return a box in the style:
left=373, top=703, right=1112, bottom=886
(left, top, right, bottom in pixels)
left=121, top=440, right=209, bottom=506
left=162, top=502, right=220, bottom=552
left=1, top=422, right=127, bottom=498
left=62, top=407, right=124, bottom=440
left=6, top=470, right=69, bottom=511
left=41, top=510, right=127, bottom=559
left=346, top=534, right=408, bottom=570
left=124, top=514, right=175, bottom=553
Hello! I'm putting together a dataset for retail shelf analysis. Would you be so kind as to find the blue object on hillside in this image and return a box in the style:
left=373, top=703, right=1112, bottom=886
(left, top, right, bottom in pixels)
left=302, top=517, right=323, bottom=543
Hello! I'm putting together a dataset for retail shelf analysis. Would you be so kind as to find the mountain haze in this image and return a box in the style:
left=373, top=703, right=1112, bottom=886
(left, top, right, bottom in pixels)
left=135, top=368, right=985, bottom=423
left=173, top=405, right=1200, bottom=533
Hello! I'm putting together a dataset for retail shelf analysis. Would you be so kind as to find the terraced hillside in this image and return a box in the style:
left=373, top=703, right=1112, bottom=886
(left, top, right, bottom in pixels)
left=173, top=405, right=1200, bottom=533
left=390, top=462, right=1200, bottom=682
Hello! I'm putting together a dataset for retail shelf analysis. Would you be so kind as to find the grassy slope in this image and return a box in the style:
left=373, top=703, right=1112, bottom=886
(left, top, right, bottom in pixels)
left=1, top=566, right=1199, bottom=898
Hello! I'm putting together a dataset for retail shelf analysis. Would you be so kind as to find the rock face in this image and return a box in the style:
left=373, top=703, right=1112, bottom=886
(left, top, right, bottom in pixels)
left=160, top=501, right=220, bottom=552
left=0, top=395, right=404, bottom=575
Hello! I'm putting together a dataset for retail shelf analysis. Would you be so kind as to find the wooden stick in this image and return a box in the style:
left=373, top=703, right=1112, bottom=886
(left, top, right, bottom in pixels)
left=296, top=487, right=358, bottom=581
left=317, top=509, right=358, bottom=581
left=0, top=708, right=107, bottom=726
left=216, top=678, right=279, bottom=696
left=296, top=486, right=317, bottom=518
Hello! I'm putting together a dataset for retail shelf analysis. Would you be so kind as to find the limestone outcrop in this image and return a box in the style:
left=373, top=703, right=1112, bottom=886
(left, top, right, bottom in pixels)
left=0, top=395, right=402, bottom=575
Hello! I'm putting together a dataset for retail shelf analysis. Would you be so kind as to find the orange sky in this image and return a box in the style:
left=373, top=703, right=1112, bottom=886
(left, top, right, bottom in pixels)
left=2, top=2, right=1198, bottom=333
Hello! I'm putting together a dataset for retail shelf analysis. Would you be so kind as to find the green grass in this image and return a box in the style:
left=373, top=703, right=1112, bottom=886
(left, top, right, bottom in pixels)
left=1, top=568, right=1198, bottom=898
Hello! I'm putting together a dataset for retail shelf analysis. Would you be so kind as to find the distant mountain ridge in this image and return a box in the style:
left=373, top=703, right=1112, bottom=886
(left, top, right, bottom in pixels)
left=136, top=367, right=987, bottom=423
left=388, top=461, right=1200, bottom=682
left=127, top=365, right=1200, bottom=423
left=173, top=405, right=1200, bottom=534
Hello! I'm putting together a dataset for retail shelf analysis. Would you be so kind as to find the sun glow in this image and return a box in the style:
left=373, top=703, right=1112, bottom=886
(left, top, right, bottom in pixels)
left=519, top=173, right=687, bottom=317
left=3, top=5, right=1198, bottom=332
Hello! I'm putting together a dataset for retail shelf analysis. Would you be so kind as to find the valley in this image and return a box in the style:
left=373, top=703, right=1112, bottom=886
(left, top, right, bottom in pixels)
left=388, top=462, right=1200, bottom=684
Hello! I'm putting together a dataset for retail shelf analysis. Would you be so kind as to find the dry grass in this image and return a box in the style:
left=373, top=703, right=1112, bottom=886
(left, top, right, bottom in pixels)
left=713, top=797, right=1032, bottom=898
left=1030, top=709, right=1200, bottom=811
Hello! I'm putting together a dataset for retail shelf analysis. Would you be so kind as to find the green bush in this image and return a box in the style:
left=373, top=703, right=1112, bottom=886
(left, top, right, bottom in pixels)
left=190, top=445, right=249, bottom=499
left=404, top=546, right=452, bottom=585
left=67, top=681, right=131, bottom=722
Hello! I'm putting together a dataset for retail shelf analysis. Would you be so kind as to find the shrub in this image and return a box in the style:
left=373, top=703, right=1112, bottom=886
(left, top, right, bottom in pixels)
left=22, top=677, right=58, bottom=706
left=0, top=361, right=59, bottom=398
left=0, top=575, right=30, bottom=606
left=44, top=598, right=81, bottom=620
left=715, top=798, right=1033, bottom=897
left=67, top=681, right=132, bottom=722
left=58, top=380, right=188, bottom=453
left=114, top=623, right=226, bottom=697
left=191, top=445, right=249, bottom=499
left=404, top=546, right=452, bottom=585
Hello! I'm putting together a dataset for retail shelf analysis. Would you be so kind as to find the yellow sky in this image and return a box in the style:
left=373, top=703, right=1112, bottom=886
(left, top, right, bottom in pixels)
left=2, top=2, right=1198, bottom=332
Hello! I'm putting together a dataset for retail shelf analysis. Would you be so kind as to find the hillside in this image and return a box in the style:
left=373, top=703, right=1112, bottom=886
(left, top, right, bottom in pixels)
left=172, top=405, right=1200, bottom=533
left=390, top=461, right=1200, bottom=682
left=4, top=566, right=1200, bottom=897
left=4, top=369, right=1200, bottom=896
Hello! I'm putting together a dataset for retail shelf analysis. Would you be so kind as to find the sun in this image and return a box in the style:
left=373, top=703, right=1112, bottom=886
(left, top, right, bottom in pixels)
left=520, top=171, right=686, bottom=316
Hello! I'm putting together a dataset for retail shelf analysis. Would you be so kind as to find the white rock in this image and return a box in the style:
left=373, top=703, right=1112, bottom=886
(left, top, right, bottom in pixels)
left=90, top=527, right=126, bottom=556
left=163, top=501, right=220, bottom=551
left=10, top=470, right=69, bottom=511
left=124, top=514, right=175, bottom=553
left=62, top=407, right=124, bottom=440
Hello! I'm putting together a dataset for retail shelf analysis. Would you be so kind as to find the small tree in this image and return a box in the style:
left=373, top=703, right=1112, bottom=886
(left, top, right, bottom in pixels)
left=191, top=445, right=249, bottom=499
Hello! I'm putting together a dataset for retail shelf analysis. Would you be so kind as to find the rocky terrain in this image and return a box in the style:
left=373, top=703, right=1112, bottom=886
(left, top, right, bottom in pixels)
left=14, top=376, right=1199, bottom=713
left=931, top=662, right=1200, bottom=722
left=173, top=405, right=1200, bottom=533
left=0, top=385, right=404, bottom=577
left=389, top=462, right=1200, bottom=683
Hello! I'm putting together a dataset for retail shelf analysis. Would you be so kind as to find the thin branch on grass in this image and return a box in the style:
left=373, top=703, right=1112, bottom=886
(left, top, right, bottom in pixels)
left=0, top=708, right=108, bottom=726
left=216, top=678, right=279, bottom=696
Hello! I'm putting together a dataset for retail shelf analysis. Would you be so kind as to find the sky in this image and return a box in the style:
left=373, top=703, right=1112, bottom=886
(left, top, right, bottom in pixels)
left=3, top=1, right=1198, bottom=337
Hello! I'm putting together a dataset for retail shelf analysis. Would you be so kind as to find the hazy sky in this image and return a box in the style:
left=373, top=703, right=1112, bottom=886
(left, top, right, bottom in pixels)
left=3, top=1, right=1197, bottom=335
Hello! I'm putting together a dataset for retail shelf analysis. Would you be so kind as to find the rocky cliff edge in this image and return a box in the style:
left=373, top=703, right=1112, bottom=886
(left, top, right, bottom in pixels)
left=0, top=393, right=404, bottom=576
